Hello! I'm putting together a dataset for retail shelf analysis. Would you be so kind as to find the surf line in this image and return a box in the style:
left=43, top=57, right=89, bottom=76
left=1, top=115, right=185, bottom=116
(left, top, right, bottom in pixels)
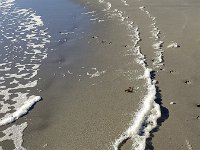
left=96, top=0, right=162, bottom=149
left=113, top=26, right=161, bottom=150
left=139, top=6, right=164, bottom=68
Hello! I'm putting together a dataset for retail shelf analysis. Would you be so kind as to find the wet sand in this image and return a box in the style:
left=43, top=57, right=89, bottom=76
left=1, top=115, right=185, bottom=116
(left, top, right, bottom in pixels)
left=20, top=0, right=145, bottom=150
left=1, top=0, right=200, bottom=149
left=107, top=0, right=200, bottom=149
left=141, top=0, right=200, bottom=149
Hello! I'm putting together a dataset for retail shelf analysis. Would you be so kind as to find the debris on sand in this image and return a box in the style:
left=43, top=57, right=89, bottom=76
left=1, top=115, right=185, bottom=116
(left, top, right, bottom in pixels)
left=125, top=87, right=134, bottom=93
left=170, top=101, right=176, bottom=105
left=167, top=42, right=180, bottom=48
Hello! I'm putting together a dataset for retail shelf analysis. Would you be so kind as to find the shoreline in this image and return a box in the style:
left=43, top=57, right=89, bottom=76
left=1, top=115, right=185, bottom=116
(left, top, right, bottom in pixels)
left=21, top=0, right=145, bottom=149
left=0, top=0, right=200, bottom=149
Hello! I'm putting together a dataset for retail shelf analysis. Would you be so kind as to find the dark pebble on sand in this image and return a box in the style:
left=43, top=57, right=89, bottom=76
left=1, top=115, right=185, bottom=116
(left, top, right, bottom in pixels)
left=197, top=104, right=200, bottom=107
left=92, top=36, right=98, bottom=39
left=160, top=68, right=164, bottom=71
left=125, top=87, right=134, bottom=93
left=185, top=80, right=191, bottom=84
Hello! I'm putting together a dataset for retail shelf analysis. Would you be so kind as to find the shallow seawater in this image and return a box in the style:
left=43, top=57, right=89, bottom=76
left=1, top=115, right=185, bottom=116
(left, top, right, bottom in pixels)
left=0, top=0, right=92, bottom=149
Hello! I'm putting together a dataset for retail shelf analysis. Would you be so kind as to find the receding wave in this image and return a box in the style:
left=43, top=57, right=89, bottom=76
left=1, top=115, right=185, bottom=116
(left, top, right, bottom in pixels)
left=0, top=0, right=50, bottom=149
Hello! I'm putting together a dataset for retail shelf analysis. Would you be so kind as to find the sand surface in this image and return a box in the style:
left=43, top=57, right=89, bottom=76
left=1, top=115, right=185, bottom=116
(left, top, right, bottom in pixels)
left=21, top=0, right=145, bottom=149
left=0, top=0, right=200, bottom=149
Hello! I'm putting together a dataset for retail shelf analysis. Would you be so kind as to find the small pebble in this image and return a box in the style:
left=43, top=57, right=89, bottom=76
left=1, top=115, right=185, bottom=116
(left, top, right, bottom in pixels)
left=125, top=87, right=134, bottom=93
left=185, top=80, right=191, bottom=84
left=92, top=36, right=98, bottom=39
left=43, top=144, right=48, bottom=148
left=170, top=102, right=176, bottom=105
left=197, top=104, right=200, bottom=107
left=160, top=68, right=164, bottom=71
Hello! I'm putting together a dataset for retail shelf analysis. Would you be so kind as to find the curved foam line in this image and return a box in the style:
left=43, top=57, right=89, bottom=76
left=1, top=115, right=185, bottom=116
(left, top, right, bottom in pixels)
left=0, top=96, right=42, bottom=126
left=139, top=6, right=164, bottom=68
left=96, top=1, right=161, bottom=149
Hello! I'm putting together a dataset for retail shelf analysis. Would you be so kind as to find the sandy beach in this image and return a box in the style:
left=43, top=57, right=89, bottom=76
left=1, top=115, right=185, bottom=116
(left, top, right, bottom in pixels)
left=0, top=0, right=200, bottom=149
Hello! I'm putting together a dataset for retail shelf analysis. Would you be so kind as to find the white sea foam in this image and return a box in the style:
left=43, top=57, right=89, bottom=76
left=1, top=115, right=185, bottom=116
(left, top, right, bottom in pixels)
left=186, top=140, right=193, bottom=150
left=90, top=18, right=99, bottom=21
left=87, top=70, right=106, bottom=78
left=97, top=1, right=161, bottom=149
left=0, top=0, right=50, bottom=148
left=67, top=70, right=73, bottom=75
left=113, top=67, right=161, bottom=150
left=167, top=42, right=179, bottom=48
left=0, top=96, right=41, bottom=126
left=0, top=122, right=27, bottom=150
left=81, top=11, right=96, bottom=15
left=152, top=41, right=163, bottom=50
left=98, top=0, right=111, bottom=11
left=140, top=6, right=164, bottom=68
left=121, top=0, right=129, bottom=6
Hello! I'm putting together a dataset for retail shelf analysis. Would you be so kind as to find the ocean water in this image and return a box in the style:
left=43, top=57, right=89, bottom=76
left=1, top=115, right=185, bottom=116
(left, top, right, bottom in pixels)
left=0, top=0, right=51, bottom=148
left=0, top=0, right=164, bottom=149
left=0, top=0, right=94, bottom=149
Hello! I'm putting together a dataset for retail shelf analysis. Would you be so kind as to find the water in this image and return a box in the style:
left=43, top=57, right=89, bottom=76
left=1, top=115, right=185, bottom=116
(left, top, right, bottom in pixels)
left=0, top=0, right=50, bottom=148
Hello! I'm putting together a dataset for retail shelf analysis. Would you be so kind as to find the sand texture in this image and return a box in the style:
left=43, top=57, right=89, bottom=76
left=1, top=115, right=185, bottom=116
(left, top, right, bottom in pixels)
left=0, top=0, right=200, bottom=149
